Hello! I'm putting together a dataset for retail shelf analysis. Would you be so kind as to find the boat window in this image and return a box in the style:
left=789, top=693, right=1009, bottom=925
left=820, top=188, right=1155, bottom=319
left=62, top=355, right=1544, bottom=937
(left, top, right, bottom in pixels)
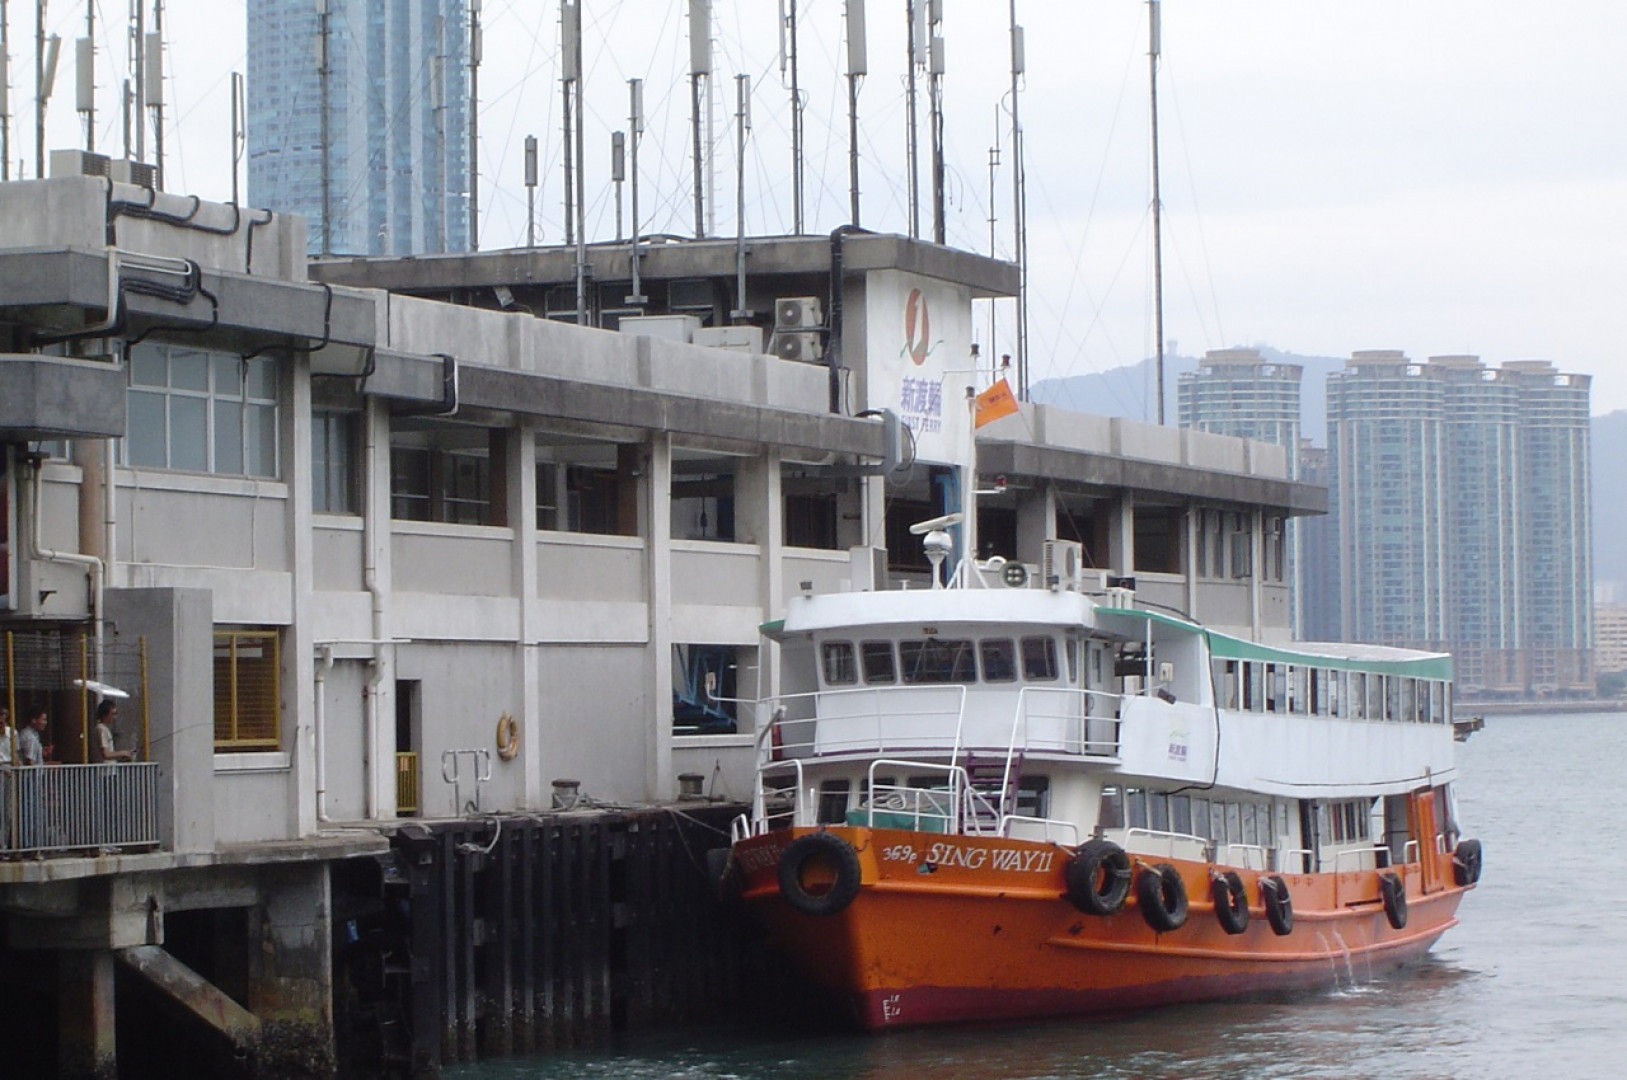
left=1210, top=801, right=1227, bottom=844
left=1069, top=638, right=1082, bottom=684
left=1190, top=797, right=1210, bottom=839
left=860, top=641, right=897, bottom=684
left=1098, top=786, right=1124, bottom=829
left=1400, top=677, right=1417, bottom=723
left=1170, top=794, right=1192, bottom=836
left=1149, top=793, right=1169, bottom=833
left=1386, top=675, right=1402, bottom=723
left=1291, top=666, right=1309, bottom=714
left=818, top=779, right=851, bottom=824
left=1126, top=788, right=1148, bottom=830
left=1015, top=776, right=1051, bottom=818
left=980, top=639, right=1018, bottom=682
left=899, top=638, right=977, bottom=684
left=1241, top=803, right=1259, bottom=846
left=1241, top=662, right=1255, bottom=711
left=1225, top=802, right=1242, bottom=845
left=1367, top=674, right=1385, bottom=721
left=1348, top=672, right=1365, bottom=719
left=1021, top=636, right=1058, bottom=681
left=1328, top=671, right=1342, bottom=717
left=821, top=641, right=858, bottom=685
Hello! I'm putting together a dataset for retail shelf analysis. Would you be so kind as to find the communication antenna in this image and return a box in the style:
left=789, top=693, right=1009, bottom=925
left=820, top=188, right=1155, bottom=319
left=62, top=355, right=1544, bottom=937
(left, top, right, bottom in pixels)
left=779, top=0, right=803, bottom=233
left=1, top=0, right=10, bottom=180
left=523, top=133, right=538, bottom=247
left=559, top=0, right=578, bottom=247
left=37, top=12, right=62, bottom=178
left=1148, top=0, right=1166, bottom=424
left=903, top=0, right=920, bottom=238
left=468, top=0, right=481, bottom=251
left=625, top=77, right=647, bottom=304
left=1009, top=1, right=1029, bottom=398
left=844, top=0, right=866, bottom=226
left=689, top=0, right=711, bottom=239
left=987, top=108, right=999, bottom=349
left=732, top=73, right=751, bottom=318
left=146, top=1, right=164, bottom=189
left=570, top=0, right=584, bottom=323
left=130, top=0, right=141, bottom=158
left=230, top=70, right=244, bottom=206
left=926, top=0, right=944, bottom=245
left=611, top=129, right=625, bottom=241
left=75, top=2, right=91, bottom=152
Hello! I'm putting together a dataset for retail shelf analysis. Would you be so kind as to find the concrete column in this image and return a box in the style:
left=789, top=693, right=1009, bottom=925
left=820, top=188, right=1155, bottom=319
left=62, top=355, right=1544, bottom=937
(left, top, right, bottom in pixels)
left=1014, top=483, right=1056, bottom=565
left=288, top=354, right=317, bottom=837
left=104, top=588, right=215, bottom=854
left=247, top=865, right=336, bottom=1077
left=363, top=400, right=397, bottom=820
left=58, top=950, right=116, bottom=1080
left=511, top=422, right=545, bottom=810
left=646, top=434, right=674, bottom=801
left=736, top=449, right=783, bottom=711
left=1184, top=504, right=1199, bottom=620
left=1107, top=491, right=1135, bottom=579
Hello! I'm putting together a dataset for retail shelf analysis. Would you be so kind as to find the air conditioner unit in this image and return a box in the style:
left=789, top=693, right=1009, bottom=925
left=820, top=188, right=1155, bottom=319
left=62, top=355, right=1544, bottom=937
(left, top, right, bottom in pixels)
left=774, top=296, right=823, bottom=330
left=1041, top=539, right=1084, bottom=588
left=770, top=331, right=823, bottom=362
left=50, top=148, right=110, bottom=179
left=692, top=325, right=765, bottom=353
left=109, top=159, right=159, bottom=190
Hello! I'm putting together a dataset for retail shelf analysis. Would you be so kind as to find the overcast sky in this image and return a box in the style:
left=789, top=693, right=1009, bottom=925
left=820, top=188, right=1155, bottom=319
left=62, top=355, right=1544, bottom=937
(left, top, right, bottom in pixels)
left=20, top=1, right=1627, bottom=418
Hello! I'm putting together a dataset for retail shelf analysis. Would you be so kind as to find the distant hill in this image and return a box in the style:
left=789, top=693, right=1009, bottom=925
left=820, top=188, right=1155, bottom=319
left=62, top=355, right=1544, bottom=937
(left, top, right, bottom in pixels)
left=1030, top=346, right=1344, bottom=443
left=1032, top=352, right=1625, bottom=592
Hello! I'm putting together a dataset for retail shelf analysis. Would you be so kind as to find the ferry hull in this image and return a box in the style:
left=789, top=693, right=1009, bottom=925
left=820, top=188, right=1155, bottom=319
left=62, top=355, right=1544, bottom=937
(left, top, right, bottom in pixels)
left=734, top=827, right=1466, bottom=1031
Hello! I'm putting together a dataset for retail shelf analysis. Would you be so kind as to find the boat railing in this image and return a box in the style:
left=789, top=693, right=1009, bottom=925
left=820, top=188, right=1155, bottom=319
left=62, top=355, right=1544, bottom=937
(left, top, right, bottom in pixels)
left=1216, top=842, right=1271, bottom=871
left=1010, top=685, right=1123, bottom=758
left=858, top=759, right=969, bottom=835
left=998, top=814, right=1080, bottom=845
left=1122, top=826, right=1209, bottom=862
left=752, top=684, right=971, bottom=760
left=1406, top=838, right=1423, bottom=863
left=1280, top=847, right=1316, bottom=873
left=1332, top=845, right=1394, bottom=873
left=746, top=758, right=807, bottom=836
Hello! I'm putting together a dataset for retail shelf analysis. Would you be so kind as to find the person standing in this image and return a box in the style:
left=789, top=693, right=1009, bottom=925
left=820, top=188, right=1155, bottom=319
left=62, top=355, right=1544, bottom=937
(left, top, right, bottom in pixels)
left=94, top=701, right=134, bottom=763
left=0, top=706, right=12, bottom=766
left=17, top=706, right=46, bottom=766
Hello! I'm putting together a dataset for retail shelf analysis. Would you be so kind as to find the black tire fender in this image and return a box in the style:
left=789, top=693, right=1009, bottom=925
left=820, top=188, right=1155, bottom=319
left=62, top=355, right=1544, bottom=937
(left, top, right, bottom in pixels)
left=1211, top=870, right=1249, bottom=935
left=1065, top=839, right=1133, bottom=915
left=1259, top=874, right=1294, bottom=936
left=778, top=831, right=862, bottom=917
left=1379, top=871, right=1408, bottom=930
left=1451, top=838, right=1483, bottom=887
left=1135, top=862, right=1189, bottom=933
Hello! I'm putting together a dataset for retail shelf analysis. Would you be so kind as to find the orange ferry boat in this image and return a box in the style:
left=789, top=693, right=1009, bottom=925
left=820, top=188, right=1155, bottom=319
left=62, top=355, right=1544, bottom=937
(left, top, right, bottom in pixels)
left=724, top=529, right=1482, bottom=1030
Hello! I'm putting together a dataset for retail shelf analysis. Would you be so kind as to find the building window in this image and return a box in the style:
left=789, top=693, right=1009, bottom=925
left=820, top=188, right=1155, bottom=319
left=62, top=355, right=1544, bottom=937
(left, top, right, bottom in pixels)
left=672, top=472, right=735, bottom=541
left=312, top=410, right=359, bottom=514
left=1134, top=507, right=1181, bottom=574
left=214, top=629, right=281, bottom=752
left=391, top=423, right=504, bottom=526
left=672, top=643, right=741, bottom=734
left=127, top=343, right=279, bottom=477
left=785, top=492, right=839, bottom=549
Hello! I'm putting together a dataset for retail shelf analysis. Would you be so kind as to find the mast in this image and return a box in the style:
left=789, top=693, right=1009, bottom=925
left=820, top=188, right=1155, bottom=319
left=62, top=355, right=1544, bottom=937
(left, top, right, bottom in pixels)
left=468, top=0, right=480, bottom=251
left=844, top=0, right=864, bottom=225
left=1148, top=0, right=1166, bottom=425
left=1009, top=2, right=1028, bottom=399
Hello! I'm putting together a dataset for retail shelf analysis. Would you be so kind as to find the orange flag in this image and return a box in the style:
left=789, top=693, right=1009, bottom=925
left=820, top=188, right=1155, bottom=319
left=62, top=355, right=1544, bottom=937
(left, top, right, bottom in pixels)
left=974, top=378, right=1019, bottom=428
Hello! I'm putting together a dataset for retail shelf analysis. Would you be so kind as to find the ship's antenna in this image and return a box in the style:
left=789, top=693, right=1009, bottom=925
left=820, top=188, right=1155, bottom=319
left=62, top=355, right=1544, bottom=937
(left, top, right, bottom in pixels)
left=780, top=1, right=803, bottom=233
left=611, top=129, right=624, bottom=241
left=1009, top=1, right=1028, bottom=399
left=570, top=1, right=584, bottom=317
left=926, top=0, right=944, bottom=244
left=689, top=0, right=711, bottom=239
left=1148, top=0, right=1166, bottom=425
left=844, top=0, right=866, bottom=226
left=75, top=0, right=91, bottom=152
left=230, top=70, right=243, bottom=206
left=468, top=0, right=481, bottom=251
left=987, top=108, right=999, bottom=351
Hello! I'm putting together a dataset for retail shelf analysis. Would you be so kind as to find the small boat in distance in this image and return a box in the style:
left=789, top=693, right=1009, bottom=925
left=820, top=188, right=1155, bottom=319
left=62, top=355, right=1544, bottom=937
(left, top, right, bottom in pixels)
left=722, top=524, right=1483, bottom=1031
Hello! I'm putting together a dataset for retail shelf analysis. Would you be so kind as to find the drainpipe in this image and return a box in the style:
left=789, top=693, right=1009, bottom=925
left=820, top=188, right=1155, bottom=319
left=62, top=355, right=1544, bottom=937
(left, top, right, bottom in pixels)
left=827, top=225, right=868, bottom=415
left=28, top=455, right=104, bottom=659
left=362, top=406, right=387, bottom=821
left=314, top=644, right=333, bottom=822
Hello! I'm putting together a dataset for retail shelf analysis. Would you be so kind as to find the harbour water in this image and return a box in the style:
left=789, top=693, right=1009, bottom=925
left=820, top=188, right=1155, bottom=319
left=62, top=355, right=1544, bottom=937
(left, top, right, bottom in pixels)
left=447, top=711, right=1626, bottom=1080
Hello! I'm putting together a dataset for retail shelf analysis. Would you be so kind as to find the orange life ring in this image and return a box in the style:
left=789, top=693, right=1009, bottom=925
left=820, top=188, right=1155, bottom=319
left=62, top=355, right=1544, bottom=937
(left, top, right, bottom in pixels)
left=495, top=712, right=520, bottom=761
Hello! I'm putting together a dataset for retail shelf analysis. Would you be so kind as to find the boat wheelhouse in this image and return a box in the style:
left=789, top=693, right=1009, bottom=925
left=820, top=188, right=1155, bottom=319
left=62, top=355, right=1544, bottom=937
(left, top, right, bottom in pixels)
left=725, top=550, right=1480, bottom=1030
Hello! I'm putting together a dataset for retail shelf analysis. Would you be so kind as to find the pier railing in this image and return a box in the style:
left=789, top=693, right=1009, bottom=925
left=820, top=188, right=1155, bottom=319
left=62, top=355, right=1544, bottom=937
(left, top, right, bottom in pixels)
left=0, top=763, right=162, bottom=855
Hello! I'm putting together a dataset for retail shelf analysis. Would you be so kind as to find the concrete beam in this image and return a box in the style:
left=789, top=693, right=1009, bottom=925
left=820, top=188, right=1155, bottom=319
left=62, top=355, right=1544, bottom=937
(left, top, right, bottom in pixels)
left=979, top=440, right=1328, bottom=516
left=116, top=945, right=261, bottom=1050
left=459, top=366, right=887, bottom=458
left=0, top=354, right=127, bottom=439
